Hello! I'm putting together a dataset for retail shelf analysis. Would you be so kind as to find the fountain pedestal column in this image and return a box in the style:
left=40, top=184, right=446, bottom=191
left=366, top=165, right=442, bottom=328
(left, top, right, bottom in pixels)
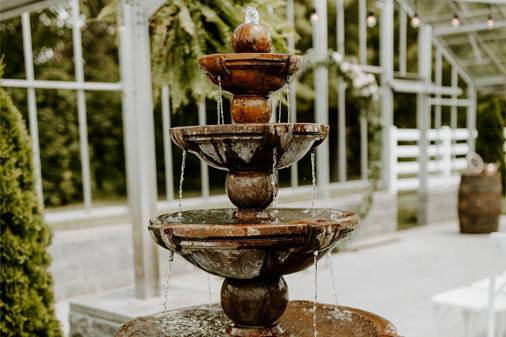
left=221, top=277, right=287, bottom=336
left=225, top=172, right=275, bottom=210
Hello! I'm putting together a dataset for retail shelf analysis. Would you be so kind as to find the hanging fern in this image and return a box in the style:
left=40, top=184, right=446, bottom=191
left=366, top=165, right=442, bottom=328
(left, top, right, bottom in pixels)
left=100, top=0, right=289, bottom=109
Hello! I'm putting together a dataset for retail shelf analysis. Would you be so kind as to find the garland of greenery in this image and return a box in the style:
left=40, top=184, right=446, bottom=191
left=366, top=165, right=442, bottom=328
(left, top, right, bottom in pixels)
left=301, top=50, right=382, bottom=219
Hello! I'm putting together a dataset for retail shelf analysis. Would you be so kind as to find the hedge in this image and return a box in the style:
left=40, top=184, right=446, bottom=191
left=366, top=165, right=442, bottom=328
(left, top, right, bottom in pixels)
left=0, top=86, right=62, bottom=336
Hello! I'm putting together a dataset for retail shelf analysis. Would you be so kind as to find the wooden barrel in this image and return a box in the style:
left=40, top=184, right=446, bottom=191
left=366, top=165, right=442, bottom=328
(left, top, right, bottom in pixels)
left=458, top=172, right=502, bottom=234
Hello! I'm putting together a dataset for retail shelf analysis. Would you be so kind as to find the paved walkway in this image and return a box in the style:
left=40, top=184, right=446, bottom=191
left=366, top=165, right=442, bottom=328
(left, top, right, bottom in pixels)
left=166, top=219, right=506, bottom=337
left=57, top=218, right=506, bottom=337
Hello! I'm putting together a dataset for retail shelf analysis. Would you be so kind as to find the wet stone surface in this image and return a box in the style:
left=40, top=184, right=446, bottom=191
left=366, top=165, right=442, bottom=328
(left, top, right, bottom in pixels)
left=115, top=301, right=399, bottom=337
left=148, top=208, right=358, bottom=279
left=170, top=123, right=328, bottom=172
left=155, top=208, right=354, bottom=226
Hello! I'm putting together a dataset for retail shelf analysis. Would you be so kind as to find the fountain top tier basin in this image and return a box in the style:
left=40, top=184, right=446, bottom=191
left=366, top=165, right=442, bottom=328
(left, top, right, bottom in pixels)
left=199, top=53, right=303, bottom=96
left=149, top=208, right=357, bottom=279
left=115, top=301, right=399, bottom=337
left=170, top=123, right=328, bottom=172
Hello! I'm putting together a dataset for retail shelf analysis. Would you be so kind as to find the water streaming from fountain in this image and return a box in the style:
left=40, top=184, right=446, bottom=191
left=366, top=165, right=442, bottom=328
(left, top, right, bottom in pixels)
left=311, top=149, right=317, bottom=209
left=286, top=81, right=291, bottom=123
left=207, top=274, right=212, bottom=306
left=313, top=250, right=319, bottom=337
left=277, top=94, right=282, bottom=123
left=217, top=75, right=224, bottom=124
left=177, top=150, right=187, bottom=216
left=327, top=254, right=342, bottom=308
left=162, top=252, right=175, bottom=313
left=272, top=148, right=279, bottom=206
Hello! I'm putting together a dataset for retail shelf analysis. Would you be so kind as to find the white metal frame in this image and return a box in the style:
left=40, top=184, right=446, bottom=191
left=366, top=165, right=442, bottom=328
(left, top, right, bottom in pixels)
left=1, top=0, right=487, bottom=298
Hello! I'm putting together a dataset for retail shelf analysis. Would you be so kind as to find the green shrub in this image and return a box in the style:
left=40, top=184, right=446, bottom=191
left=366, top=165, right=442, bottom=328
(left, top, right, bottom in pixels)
left=0, top=87, right=62, bottom=336
left=476, top=96, right=505, bottom=194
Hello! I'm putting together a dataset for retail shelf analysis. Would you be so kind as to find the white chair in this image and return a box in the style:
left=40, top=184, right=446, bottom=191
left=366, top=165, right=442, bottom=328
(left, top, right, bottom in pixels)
left=432, top=233, right=506, bottom=337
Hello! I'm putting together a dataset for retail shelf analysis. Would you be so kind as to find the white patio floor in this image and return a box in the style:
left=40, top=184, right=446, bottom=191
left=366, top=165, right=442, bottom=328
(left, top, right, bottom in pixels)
left=56, top=217, right=506, bottom=337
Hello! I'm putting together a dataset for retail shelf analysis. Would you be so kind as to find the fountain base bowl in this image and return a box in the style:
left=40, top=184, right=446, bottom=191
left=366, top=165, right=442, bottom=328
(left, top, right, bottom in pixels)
left=114, top=301, right=399, bottom=337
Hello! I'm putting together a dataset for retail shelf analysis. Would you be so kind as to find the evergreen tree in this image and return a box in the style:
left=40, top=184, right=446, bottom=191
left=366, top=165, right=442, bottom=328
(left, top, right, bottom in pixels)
left=0, top=85, right=62, bottom=337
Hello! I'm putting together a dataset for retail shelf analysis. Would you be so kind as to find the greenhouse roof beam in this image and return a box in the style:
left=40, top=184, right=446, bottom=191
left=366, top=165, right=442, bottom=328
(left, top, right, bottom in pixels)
left=433, top=20, right=506, bottom=35
left=0, top=0, right=65, bottom=20
left=455, top=1, right=506, bottom=76
left=445, top=31, right=506, bottom=45
left=396, top=0, right=473, bottom=84
left=468, top=34, right=483, bottom=62
left=423, top=8, right=490, bottom=24
left=454, top=0, right=506, bottom=4
left=474, top=75, right=506, bottom=86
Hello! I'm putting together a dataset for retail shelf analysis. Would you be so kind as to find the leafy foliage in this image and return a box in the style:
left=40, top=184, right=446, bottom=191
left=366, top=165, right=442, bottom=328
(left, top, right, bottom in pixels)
left=100, top=0, right=289, bottom=109
left=1, top=1, right=125, bottom=207
left=0, top=82, right=62, bottom=337
left=476, top=96, right=505, bottom=194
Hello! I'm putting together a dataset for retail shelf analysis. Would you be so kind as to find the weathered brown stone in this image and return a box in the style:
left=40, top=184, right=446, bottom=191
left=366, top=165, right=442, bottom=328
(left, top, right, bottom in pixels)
left=231, top=96, right=271, bottom=123
left=225, top=171, right=274, bottom=209
left=198, top=53, right=302, bottom=123
left=221, top=277, right=288, bottom=329
left=232, top=23, right=272, bottom=53
left=114, top=301, right=399, bottom=337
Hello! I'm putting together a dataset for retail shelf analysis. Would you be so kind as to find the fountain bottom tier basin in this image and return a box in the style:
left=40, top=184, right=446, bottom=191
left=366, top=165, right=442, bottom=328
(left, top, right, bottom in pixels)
left=114, top=301, right=399, bottom=337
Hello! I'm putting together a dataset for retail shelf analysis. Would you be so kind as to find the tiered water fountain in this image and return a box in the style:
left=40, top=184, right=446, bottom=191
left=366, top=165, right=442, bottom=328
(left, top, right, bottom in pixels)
left=116, top=8, right=398, bottom=337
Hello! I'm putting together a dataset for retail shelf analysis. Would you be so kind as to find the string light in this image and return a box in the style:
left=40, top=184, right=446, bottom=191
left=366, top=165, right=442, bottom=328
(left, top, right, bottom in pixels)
left=487, top=5, right=494, bottom=28
left=411, top=0, right=420, bottom=29
left=487, top=14, right=494, bottom=28
left=411, top=13, right=420, bottom=28
left=367, top=11, right=377, bottom=28
left=451, top=14, right=461, bottom=27
left=310, top=8, right=319, bottom=23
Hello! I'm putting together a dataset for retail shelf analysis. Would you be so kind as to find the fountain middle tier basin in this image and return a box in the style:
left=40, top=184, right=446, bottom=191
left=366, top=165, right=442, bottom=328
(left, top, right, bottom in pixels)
left=170, top=123, right=328, bottom=172
left=149, top=208, right=357, bottom=279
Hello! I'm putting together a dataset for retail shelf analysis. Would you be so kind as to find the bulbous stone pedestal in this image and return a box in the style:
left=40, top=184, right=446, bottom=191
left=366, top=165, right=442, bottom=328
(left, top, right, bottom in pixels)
left=221, top=277, right=288, bottom=336
left=114, top=301, right=399, bottom=337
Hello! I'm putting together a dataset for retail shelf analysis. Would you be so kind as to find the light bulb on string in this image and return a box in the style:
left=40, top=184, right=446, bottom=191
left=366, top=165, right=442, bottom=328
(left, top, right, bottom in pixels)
left=310, top=8, right=319, bottom=23
left=367, top=11, right=377, bottom=28
left=451, top=14, right=461, bottom=27
left=411, top=13, right=420, bottom=28
left=487, top=15, right=494, bottom=28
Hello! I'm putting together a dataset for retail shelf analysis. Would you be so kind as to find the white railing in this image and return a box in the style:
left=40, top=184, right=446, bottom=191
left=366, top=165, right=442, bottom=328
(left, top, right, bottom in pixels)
left=391, top=126, right=475, bottom=191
